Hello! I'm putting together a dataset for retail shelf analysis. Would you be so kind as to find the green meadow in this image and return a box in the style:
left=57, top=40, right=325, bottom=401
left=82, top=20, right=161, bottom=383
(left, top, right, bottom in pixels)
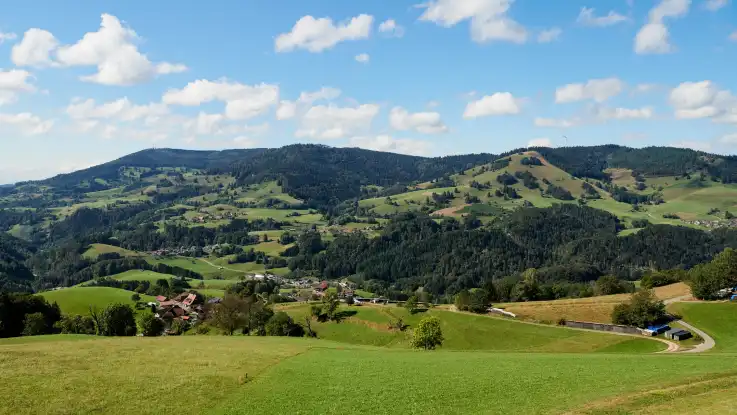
left=39, top=287, right=156, bottom=315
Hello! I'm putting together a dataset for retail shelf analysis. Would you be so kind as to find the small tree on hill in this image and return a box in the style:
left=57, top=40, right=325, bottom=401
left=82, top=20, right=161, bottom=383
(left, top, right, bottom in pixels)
left=611, top=290, right=666, bottom=328
left=97, top=304, right=137, bottom=336
left=688, top=248, right=737, bottom=300
left=454, top=290, right=470, bottom=311
left=210, top=295, right=248, bottom=335
left=322, top=292, right=340, bottom=321
left=411, top=316, right=444, bottom=350
left=468, top=289, right=491, bottom=314
left=265, top=312, right=304, bottom=337
left=137, top=313, right=164, bottom=337
left=404, top=295, right=419, bottom=314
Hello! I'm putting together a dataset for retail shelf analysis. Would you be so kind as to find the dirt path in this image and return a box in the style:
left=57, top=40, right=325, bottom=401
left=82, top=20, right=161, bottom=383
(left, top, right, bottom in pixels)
left=197, top=258, right=245, bottom=274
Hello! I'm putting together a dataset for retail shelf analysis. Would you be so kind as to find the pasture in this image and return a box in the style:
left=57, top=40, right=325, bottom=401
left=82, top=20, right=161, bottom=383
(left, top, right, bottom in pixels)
left=82, top=244, right=142, bottom=259
left=1, top=335, right=736, bottom=414
left=669, top=302, right=737, bottom=353
left=39, top=287, right=156, bottom=315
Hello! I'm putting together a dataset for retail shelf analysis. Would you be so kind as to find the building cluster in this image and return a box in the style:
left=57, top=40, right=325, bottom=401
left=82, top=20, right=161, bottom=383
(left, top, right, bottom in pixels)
left=152, top=292, right=204, bottom=327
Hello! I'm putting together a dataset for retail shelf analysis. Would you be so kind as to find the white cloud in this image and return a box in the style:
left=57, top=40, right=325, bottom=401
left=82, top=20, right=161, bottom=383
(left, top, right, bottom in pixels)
left=185, top=112, right=225, bottom=135
left=53, top=14, right=187, bottom=85
left=463, top=92, right=522, bottom=118
left=633, top=83, right=659, bottom=94
left=720, top=133, right=737, bottom=143
left=528, top=137, right=553, bottom=147
left=389, top=107, right=448, bottom=134
left=163, top=79, right=279, bottom=120
left=378, top=19, right=405, bottom=37
left=669, top=81, right=737, bottom=122
left=555, top=78, right=624, bottom=103
left=418, top=0, right=528, bottom=44
left=276, top=101, right=298, bottom=120
left=11, top=29, right=58, bottom=67
left=705, top=0, right=729, bottom=11
left=537, top=27, right=561, bottom=43
left=275, top=14, right=373, bottom=53
left=0, top=32, right=17, bottom=43
left=0, top=112, right=54, bottom=135
left=730, top=31, right=737, bottom=41
left=296, top=103, right=379, bottom=140
left=348, top=135, right=432, bottom=156
left=232, top=136, right=259, bottom=148
left=0, top=69, right=36, bottom=104
left=635, top=0, right=690, bottom=55
left=298, top=87, right=341, bottom=104
left=66, top=97, right=168, bottom=121
left=355, top=53, right=370, bottom=63
left=671, top=140, right=712, bottom=152
left=577, top=7, right=628, bottom=27
left=534, top=117, right=577, bottom=128
left=596, top=106, right=654, bottom=120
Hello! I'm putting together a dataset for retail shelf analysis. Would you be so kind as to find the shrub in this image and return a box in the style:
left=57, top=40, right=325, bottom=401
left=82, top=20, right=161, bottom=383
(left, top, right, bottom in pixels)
left=94, top=303, right=137, bottom=336
left=137, top=313, right=164, bottom=337
left=131, top=293, right=141, bottom=302
left=170, top=319, right=188, bottom=335
left=388, top=317, right=407, bottom=332
left=21, top=313, right=48, bottom=336
left=611, top=290, right=666, bottom=328
left=56, top=314, right=96, bottom=334
left=411, top=316, right=444, bottom=350
left=265, top=312, right=304, bottom=337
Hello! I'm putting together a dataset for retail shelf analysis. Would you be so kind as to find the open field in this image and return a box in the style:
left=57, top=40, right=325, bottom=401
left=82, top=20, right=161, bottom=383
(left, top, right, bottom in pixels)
left=39, top=287, right=156, bottom=315
left=82, top=243, right=142, bottom=259
left=109, top=270, right=177, bottom=283
left=497, top=283, right=691, bottom=324
left=276, top=304, right=664, bottom=352
left=1, top=335, right=737, bottom=414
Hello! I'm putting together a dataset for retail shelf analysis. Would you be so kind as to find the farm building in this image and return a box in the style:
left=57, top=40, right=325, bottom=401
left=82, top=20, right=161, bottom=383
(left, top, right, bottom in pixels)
left=664, top=328, right=692, bottom=341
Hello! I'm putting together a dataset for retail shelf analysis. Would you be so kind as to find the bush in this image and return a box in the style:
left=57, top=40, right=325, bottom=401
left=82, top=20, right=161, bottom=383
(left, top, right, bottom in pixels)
left=411, top=316, right=444, bottom=350
left=688, top=248, right=737, bottom=300
left=468, top=289, right=491, bottom=314
left=265, top=312, right=304, bottom=337
left=170, top=319, right=188, bottom=335
left=94, top=303, right=137, bottom=336
left=131, top=293, right=141, bottom=302
left=137, top=313, right=164, bottom=337
left=388, top=317, right=407, bottom=332
left=611, top=290, right=666, bottom=328
left=640, top=269, right=685, bottom=289
left=21, top=312, right=48, bottom=336
left=594, top=275, right=633, bottom=296
left=56, top=314, right=96, bottom=334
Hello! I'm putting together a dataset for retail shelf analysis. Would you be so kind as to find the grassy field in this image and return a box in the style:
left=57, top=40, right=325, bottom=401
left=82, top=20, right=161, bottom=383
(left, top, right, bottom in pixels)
left=669, top=301, right=737, bottom=353
left=109, top=269, right=177, bottom=283
left=39, top=287, right=156, bottom=315
left=82, top=243, right=141, bottom=259
left=276, top=304, right=663, bottom=352
left=1, top=335, right=736, bottom=414
left=497, top=283, right=691, bottom=324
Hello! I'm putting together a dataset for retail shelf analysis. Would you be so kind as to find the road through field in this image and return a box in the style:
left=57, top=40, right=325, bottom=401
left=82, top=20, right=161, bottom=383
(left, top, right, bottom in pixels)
left=664, top=295, right=716, bottom=353
left=197, top=258, right=245, bottom=274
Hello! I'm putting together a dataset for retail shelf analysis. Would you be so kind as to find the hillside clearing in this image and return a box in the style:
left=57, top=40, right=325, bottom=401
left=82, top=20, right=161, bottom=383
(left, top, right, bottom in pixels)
left=39, top=287, right=156, bottom=315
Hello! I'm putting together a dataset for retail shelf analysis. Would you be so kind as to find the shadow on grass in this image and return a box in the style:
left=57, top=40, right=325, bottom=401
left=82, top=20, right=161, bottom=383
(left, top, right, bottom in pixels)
left=333, top=310, right=358, bottom=323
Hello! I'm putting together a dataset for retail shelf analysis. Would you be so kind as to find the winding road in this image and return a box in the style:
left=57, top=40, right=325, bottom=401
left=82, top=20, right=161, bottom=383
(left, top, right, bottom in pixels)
left=664, top=295, right=716, bottom=353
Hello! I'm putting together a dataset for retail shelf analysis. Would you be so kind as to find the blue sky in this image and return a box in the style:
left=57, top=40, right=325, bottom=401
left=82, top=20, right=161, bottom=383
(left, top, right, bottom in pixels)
left=0, top=0, right=736, bottom=183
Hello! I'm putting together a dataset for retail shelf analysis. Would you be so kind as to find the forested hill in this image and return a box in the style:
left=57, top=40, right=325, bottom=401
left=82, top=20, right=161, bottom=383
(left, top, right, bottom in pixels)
left=231, top=145, right=497, bottom=205
left=0, top=234, right=35, bottom=293
left=533, top=145, right=737, bottom=182
left=33, top=148, right=267, bottom=188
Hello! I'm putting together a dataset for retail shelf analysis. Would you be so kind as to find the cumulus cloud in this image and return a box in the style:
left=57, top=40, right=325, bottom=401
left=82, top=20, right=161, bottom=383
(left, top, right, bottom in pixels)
left=347, top=135, right=432, bottom=156
left=11, top=29, right=58, bottom=67
left=669, top=81, right=737, bottom=122
left=0, top=32, right=17, bottom=43
left=355, top=53, right=370, bottom=63
left=275, top=87, right=342, bottom=121
left=534, top=117, right=578, bottom=128
left=528, top=137, right=553, bottom=147
left=163, top=79, right=279, bottom=120
left=555, top=78, right=624, bottom=103
left=12, top=15, right=186, bottom=85
left=595, top=106, right=654, bottom=120
left=577, top=7, right=628, bottom=27
left=275, top=14, right=373, bottom=53
left=418, top=0, right=528, bottom=44
left=537, top=27, right=561, bottom=43
left=635, top=0, right=690, bottom=55
left=0, top=69, right=37, bottom=106
left=66, top=97, right=168, bottom=121
left=296, top=103, right=379, bottom=140
left=463, top=92, right=522, bottom=118
left=705, top=0, right=729, bottom=11
left=378, top=19, right=405, bottom=37
left=0, top=112, right=54, bottom=135
left=389, top=107, right=448, bottom=134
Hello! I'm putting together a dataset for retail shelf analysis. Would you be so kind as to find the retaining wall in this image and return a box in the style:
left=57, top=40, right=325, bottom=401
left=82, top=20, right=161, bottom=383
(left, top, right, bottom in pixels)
left=564, top=320, right=644, bottom=335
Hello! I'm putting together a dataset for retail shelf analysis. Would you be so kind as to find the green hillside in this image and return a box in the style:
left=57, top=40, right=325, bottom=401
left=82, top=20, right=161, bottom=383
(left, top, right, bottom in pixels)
left=277, top=304, right=663, bottom=352
left=39, top=287, right=156, bottom=315
left=82, top=244, right=141, bottom=260
left=1, top=335, right=736, bottom=415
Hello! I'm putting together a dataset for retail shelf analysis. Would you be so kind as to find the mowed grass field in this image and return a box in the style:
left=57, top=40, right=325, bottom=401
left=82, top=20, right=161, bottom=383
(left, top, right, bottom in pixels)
left=2, top=335, right=737, bottom=415
left=276, top=304, right=664, bottom=353
left=109, top=269, right=176, bottom=283
left=39, top=287, right=156, bottom=315
left=82, top=243, right=142, bottom=259
left=669, top=301, right=737, bottom=353
left=497, top=283, right=691, bottom=324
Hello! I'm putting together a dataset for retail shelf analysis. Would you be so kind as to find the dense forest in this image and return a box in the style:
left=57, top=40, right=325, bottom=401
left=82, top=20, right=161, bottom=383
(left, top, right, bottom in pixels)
left=0, top=234, right=35, bottom=293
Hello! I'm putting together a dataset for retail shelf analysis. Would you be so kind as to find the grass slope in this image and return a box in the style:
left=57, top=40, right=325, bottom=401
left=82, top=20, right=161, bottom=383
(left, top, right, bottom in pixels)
left=2, top=335, right=736, bottom=415
left=109, top=269, right=177, bottom=283
left=669, top=301, right=737, bottom=353
left=82, top=243, right=141, bottom=259
left=277, top=304, right=663, bottom=352
left=39, top=287, right=155, bottom=315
